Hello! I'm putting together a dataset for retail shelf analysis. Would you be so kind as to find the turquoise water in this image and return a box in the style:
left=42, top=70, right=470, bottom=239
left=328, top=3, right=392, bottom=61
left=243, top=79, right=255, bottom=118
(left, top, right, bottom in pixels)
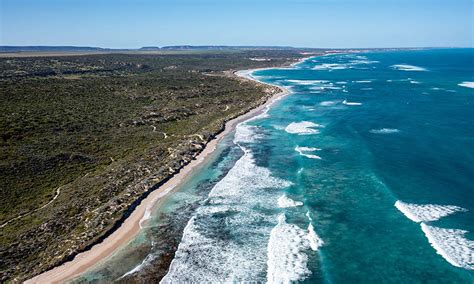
left=76, top=49, right=473, bottom=283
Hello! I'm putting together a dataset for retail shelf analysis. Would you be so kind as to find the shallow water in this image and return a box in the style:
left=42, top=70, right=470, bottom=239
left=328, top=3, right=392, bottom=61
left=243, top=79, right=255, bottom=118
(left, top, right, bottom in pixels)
left=74, top=49, right=474, bottom=283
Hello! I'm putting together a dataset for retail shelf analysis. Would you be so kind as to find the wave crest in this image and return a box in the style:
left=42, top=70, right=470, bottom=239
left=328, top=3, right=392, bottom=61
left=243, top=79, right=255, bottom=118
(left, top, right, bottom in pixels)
left=278, top=195, right=303, bottom=208
left=421, top=223, right=474, bottom=270
left=267, top=214, right=323, bottom=283
left=295, top=146, right=322, bottom=159
left=285, top=121, right=323, bottom=135
left=395, top=201, right=467, bottom=223
left=391, top=64, right=427, bottom=72
left=458, top=81, right=474, bottom=89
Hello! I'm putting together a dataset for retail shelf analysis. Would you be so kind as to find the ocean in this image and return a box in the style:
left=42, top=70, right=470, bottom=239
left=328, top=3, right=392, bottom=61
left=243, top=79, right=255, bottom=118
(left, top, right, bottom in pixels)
left=74, top=48, right=474, bottom=283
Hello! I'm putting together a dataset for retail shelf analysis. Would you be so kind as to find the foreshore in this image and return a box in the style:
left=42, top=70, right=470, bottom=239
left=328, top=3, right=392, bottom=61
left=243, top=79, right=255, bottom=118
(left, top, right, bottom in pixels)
left=26, top=65, right=294, bottom=284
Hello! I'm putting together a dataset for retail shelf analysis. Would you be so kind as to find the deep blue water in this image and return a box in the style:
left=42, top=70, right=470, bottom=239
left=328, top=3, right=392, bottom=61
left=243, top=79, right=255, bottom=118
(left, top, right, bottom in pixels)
left=76, top=49, right=474, bottom=283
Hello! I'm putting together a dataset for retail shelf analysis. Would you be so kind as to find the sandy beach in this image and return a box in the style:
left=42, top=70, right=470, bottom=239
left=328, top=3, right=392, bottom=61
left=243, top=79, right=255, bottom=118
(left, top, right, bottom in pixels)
left=26, top=68, right=292, bottom=284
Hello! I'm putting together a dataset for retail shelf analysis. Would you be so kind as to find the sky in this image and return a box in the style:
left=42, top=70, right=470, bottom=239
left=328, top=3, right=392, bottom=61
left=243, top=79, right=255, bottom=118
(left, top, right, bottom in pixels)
left=1, top=0, right=472, bottom=48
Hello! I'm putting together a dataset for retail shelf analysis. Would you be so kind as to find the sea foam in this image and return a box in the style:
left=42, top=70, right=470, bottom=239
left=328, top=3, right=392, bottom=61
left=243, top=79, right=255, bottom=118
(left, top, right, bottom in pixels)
left=342, top=99, right=362, bottom=106
left=320, top=100, right=339, bottom=106
left=458, top=81, right=474, bottom=89
left=391, top=64, right=427, bottom=72
left=312, top=63, right=348, bottom=71
left=267, top=214, right=322, bottom=283
left=234, top=124, right=262, bottom=144
left=370, top=128, right=400, bottom=134
left=420, top=223, right=474, bottom=270
left=285, top=121, right=323, bottom=135
left=306, top=211, right=324, bottom=251
left=139, top=185, right=176, bottom=229
left=295, top=146, right=322, bottom=159
left=120, top=253, right=156, bottom=279
left=287, top=79, right=330, bottom=85
left=278, top=195, right=303, bottom=208
left=395, top=201, right=467, bottom=223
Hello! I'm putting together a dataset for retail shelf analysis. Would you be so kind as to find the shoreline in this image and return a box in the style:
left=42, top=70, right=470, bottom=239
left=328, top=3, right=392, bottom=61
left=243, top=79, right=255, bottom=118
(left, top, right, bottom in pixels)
left=26, top=62, right=296, bottom=284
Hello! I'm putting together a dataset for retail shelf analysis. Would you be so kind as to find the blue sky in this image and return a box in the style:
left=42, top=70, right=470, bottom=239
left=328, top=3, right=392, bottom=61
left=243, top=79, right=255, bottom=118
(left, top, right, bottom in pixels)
left=1, top=0, right=472, bottom=48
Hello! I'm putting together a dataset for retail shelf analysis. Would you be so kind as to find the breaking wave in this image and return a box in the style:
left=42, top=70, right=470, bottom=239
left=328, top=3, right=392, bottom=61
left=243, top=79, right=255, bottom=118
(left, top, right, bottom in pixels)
left=277, top=195, right=303, bottom=208
left=267, top=214, right=323, bottom=283
left=342, top=99, right=362, bottom=106
left=312, top=58, right=378, bottom=71
left=285, top=121, right=323, bottom=135
left=420, top=223, right=474, bottom=270
left=391, top=64, right=427, bottom=72
left=313, top=63, right=348, bottom=71
left=394, top=201, right=467, bottom=223
left=287, top=79, right=330, bottom=85
left=234, top=124, right=262, bottom=144
left=295, top=146, right=322, bottom=159
left=306, top=211, right=324, bottom=251
left=320, top=100, right=340, bottom=106
left=120, top=253, right=156, bottom=279
left=458, top=81, right=474, bottom=89
left=395, top=200, right=472, bottom=270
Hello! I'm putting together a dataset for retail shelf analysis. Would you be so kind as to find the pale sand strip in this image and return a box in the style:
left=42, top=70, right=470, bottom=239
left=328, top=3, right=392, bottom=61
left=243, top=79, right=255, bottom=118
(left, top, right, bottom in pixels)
left=26, top=69, right=292, bottom=284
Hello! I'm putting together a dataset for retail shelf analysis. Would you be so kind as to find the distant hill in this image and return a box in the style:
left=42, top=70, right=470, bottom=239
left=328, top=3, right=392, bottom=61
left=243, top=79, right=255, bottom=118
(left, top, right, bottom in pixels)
left=0, top=46, right=114, bottom=53
left=160, top=45, right=297, bottom=50
left=138, top=46, right=161, bottom=51
left=1, top=45, right=301, bottom=53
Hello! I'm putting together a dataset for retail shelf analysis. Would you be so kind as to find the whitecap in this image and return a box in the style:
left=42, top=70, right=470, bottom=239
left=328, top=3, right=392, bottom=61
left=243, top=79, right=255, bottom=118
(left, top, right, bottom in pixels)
left=342, top=99, right=362, bottom=106
left=420, top=223, right=474, bottom=270
left=306, top=211, right=324, bottom=251
left=307, top=223, right=324, bottom=251
left=350, top=60, right=380, bottom=65
left=410, top=80, right=421, bottom=84
left=233, top=124, right=262, bottom=144
left=285, top=121, right=323, bottom=135
left=458, top=81, right=474, bottom=89
left=354, top=80, right=372, bottom=83
left=320, top=100, right=339, bottom=106
left=295, top=146, right=322, bottom=159
left=267, top=214, right=319, bottom=283
left=370, top=128, right=400, bottom=134
left=287, top=79, right=330, bottom=85
left=394, top=201, right=467, bottom=223
left=208, top=150, right=293, bottom=199
left=391, top=64, right=427, bottom=72
left=278, top=195, right=303, bottom=208
left=313, top=63, right=348, bottom=71
left=311, top=86, right=342, bottom=91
